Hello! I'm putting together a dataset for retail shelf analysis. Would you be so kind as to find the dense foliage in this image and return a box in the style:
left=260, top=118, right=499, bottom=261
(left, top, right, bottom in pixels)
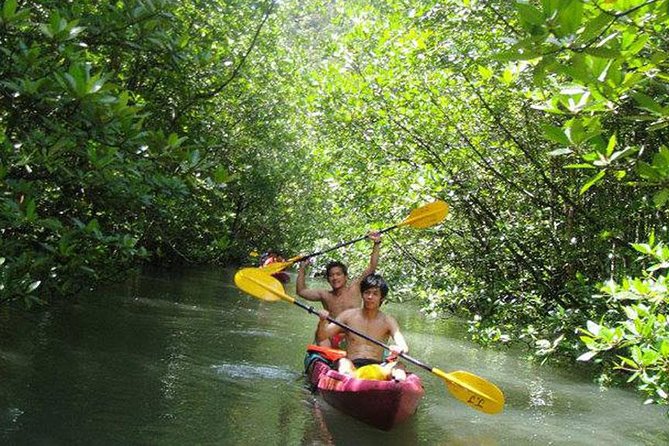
left=502, top=0, right=669, bottom=405
left=2, top=0, right=668, bottom=405
left=1, top=0, right=304, bottom=304
left=275, top=0, right=669, bottom=405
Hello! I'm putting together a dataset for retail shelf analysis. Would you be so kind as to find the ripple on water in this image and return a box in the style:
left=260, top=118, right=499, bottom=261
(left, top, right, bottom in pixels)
left=128, top=296, right=202, bottom=312
left=227, top=329, right=274, bottom=338
left=526, top=377, right=555, bottom=424
left=212, top=361, right=296, bottom=382
left=3, top=407, right=24, bottom=424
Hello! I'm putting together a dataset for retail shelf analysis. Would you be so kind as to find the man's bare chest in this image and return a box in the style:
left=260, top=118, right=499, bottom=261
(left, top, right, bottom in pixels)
left=323, top=292, right=359, bottom=316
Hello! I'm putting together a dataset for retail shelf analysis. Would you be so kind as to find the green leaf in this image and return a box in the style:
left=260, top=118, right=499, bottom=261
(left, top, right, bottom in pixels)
left=168, top=133, right=187, bottom=148
left=641, top=315, right=656, bottom=337
left=636, top=161, right=661, bottom=181
left=575, top=13, right=613, bottom=46
left=85, top=218, right=100, bottom=235
left=213, top=166, right=229, bottom=183
left=39, top=23, right=53, bottom=38
left=624, top=34, right=649, bottom=57
left=502, top=67, right=514, bottom=84
left=652, top=189, right=669, bottom=207
left=565, top=163, right=597, bottom=169
left=660, top=339, right=669, bottom=358
left=613, top=170, right=626, bottom=180
left=655, top=146, right=669, bottom=170
left=67, top=26, right=85, bottom=41
left=631, top=243, right=653, bottom=255
left=641, top=349, right=659, bottom=366
left=600, top=326, right=614, bottom=342
left=631, top=92, right=667, bottom=115
left=542, top=124, right=571, bottom=145
left=609, top=146, right=635, bottom=163
left=42, top=218, right=63, bottom=231
left=582, top=47, right=621, bottom=58
left=605, top=133, right=616, bottom=157
left=556, top=0, right=582, bottom=36
left=478, top=65, right=493, bottom=81
left=188, top=149, right=200, bottom=166
left=2, top=0, right=17, bottom=20
left=623, top=305, right=638, bottom=320
left=579, top=170, right=606, bottom=194
left=580, top=335, right=595, bottom=346
left=25, top=198, right=37, bottom=221
left=647, top=120, right=669, bottom=132
left=618, top=355, right=639, bottom=369
left=516, top=3, right=544, bottom=27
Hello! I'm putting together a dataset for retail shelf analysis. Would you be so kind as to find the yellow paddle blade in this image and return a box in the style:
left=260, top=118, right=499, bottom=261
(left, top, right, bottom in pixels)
left=432, top=368, right=505, bottom=414
left=233, top=268, right=295, bottom=303
left=259, top=261, right=291, bottom=274
left=400, top=200, right=449, bottom=229
left=259, top=255, right=302, bottom=274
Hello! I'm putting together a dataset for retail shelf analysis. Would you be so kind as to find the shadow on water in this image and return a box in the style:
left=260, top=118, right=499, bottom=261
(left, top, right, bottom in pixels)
left=1, top=266, right=668, bottom=445
left=298, top=391, right=421, bottom=446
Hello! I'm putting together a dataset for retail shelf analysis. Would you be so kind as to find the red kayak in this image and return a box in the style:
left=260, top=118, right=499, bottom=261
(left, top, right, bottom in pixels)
left=305, top=347, right=424, bottom=431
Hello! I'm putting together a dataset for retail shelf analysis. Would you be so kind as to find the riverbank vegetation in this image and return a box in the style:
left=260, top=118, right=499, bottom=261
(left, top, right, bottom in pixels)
left=2, top=0, right=667, bottom=406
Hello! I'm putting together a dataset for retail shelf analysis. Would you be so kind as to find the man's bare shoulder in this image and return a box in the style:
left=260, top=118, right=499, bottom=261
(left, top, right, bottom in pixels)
left=380, top=310, right=394, bottom=321
left=337, top=307, right=360, bottom=320
left=381, top=312, right=400, bottom=329
left=342, top=283, right=362, bottom=296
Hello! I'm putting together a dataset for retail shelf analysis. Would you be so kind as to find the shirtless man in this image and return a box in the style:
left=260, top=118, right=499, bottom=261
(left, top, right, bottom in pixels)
left=296, top=232, right=381, bottom=348
left=316, top=274, right=408, bottom=380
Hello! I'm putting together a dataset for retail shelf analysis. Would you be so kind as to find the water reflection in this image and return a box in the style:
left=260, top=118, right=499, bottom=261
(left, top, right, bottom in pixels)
left=299, top=393, right=421, bottom=446
left=0, top=266, right=668, bottom=445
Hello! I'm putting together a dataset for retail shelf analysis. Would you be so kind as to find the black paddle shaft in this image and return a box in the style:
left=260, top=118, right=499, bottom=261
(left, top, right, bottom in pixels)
left=293, top=298, right=432, bottom=373
left=295, top=225, right=399, bottom=263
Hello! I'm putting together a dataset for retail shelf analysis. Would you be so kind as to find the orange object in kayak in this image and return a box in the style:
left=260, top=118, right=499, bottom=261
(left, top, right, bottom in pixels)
left=306, top=344, right=347, bottom=362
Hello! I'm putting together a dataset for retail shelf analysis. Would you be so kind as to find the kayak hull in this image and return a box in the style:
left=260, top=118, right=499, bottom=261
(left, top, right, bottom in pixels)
left=306, top=355, right=424, bottom=431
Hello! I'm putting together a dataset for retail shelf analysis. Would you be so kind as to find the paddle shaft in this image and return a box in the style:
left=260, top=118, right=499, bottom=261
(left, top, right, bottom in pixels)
left=262, top=201, right=447, bottom=274
left=292, top=225, right=399, bottom=264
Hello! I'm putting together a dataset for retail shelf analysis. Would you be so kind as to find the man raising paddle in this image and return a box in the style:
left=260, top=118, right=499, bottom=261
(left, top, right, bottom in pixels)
left=296, top=231, right=381, bottom=348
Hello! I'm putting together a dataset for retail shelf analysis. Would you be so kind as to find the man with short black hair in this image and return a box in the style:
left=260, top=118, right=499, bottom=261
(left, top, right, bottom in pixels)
left=316, top=273, right=408, bottom=381
left=296, top=232, right=381, bottom=348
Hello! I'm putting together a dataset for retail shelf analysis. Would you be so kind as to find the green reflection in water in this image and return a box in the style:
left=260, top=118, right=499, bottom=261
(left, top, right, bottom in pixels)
left=0, top=266, right=667, bottom=445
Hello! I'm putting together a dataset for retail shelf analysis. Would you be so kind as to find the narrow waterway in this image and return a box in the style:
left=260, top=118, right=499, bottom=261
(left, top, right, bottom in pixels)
left=1, top=266, right=667, bottom=445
